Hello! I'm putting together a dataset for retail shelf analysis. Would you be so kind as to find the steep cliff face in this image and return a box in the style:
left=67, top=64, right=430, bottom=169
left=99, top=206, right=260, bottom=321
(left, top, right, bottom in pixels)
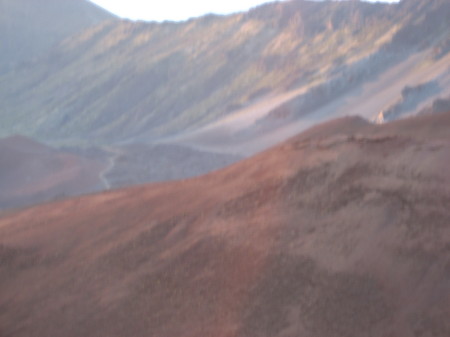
left=1, top=0, right=449, bottom=145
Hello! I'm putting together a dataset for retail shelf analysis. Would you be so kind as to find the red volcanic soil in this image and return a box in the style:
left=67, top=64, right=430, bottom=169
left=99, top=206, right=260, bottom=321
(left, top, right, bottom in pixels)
left=1, top=112, right=450, bottom=337
left=0, top=135, right=104, bottom=209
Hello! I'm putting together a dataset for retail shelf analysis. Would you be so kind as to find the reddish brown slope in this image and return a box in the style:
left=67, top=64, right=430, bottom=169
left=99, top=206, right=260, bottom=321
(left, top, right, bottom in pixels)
left=1, top=112, right=450, bottom=337
left=0, top=135, right=104, bottom=209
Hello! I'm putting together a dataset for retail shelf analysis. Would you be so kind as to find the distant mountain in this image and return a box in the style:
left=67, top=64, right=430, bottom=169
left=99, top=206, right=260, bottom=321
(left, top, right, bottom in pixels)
left=1, top=110, right=449, bottom=336
left=0, top=0, right=449, bottom=146
left=0, top=0, right=115, bottom=72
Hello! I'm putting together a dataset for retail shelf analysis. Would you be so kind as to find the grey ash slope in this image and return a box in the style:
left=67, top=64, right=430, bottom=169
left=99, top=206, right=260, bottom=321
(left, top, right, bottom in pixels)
left=102, top=143, right=242, bottom=188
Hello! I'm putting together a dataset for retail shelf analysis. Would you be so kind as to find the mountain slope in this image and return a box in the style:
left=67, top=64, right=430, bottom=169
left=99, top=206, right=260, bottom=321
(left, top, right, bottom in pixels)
left=0, top=0, right=115, bottom=72
left=1, top=111, right=449, bottom=337
left=0, top=135, right=105, bottom=209
left=0, top=136, right=242, bottom=210
left=1, top=0, right=449, bottom=144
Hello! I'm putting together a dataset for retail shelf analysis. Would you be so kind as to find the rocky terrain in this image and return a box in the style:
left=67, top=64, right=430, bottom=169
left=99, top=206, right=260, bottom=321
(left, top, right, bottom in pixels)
left=419, top=95, right=450, bottom=115
left=1, top=0, right=449, bottom=145
left=374, top=81, right=441, bottom=123
left=1, top=0, right=450, bottom=209
left=1, top=111, right=449, bottom=337
left=1, top=1, right=449, bottom=334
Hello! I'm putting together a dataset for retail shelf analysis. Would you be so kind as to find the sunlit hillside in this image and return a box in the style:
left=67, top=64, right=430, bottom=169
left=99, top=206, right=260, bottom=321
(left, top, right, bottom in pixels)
left=1, top=0, right=449, bottom=144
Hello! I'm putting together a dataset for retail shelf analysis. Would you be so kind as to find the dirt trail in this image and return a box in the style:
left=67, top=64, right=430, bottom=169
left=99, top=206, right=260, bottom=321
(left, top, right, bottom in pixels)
left=99, top=147, right=123, bottom=190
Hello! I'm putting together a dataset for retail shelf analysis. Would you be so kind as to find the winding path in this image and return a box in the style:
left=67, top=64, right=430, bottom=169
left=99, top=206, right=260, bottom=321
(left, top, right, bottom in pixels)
left=99, top=147, right=123, bottom=190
